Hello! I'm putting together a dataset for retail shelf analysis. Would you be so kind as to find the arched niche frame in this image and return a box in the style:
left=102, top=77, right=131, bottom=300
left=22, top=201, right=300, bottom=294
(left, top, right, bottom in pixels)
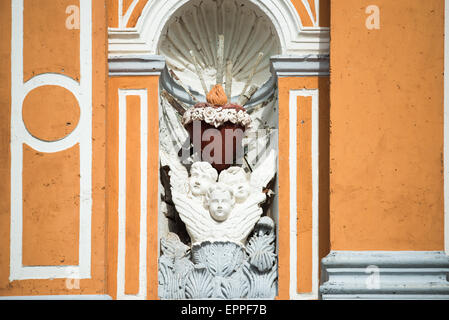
left=109, top=0, right=329, bottom=56
left=108, top=0, right=330, bottom=106
left=107, top=0, right=330, bottom=300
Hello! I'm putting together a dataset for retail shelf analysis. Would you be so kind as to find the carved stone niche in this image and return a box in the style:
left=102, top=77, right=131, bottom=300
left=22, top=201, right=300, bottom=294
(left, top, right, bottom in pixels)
left=158, top=0, right=281, bottom=107
left=158, top=158, right=278, bottom=300
left=157, top=0, right=280, bottom=300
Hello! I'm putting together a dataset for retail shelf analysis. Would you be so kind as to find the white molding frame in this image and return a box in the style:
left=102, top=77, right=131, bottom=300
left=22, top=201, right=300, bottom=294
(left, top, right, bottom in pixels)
left=117, top=89, right=148, bottom=300
left=108, top=0, right=329, bottom=57
left=320, top=251, right=449, bottom=300
left=10, top=0, right=92, bottom=280
left=444, top=0, right=449, bottom=256
left=289, top=89, right=320, bottom=300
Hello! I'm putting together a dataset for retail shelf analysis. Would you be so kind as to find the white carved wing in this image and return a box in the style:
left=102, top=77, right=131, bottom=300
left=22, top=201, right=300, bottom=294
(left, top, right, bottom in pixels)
left=250, top=149, right=277, bottom=189
left=171, top=189, right=212, bottom=244
left=224, top=191, right=267, bottom=243
left=160, top=93, right=189, bottom=155
left=161, top=150, right=189, bottom=194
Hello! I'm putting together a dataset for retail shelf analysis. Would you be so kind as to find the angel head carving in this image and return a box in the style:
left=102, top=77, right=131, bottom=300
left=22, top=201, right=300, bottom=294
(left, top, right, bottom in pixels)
left=205, top=183, right=235, bottom=222
left=219, top=167, right=251, bottom=203
left=189, top=162, right=218, bottom=197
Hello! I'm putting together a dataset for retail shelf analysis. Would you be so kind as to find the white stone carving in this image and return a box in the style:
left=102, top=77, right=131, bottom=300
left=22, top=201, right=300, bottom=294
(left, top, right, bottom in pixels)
left=182, top=106, right=252, bottom=128
left=159, top=217, right=278, bottom=299
left=159, top=138, right=278, bottom=299
left=158, top=0, right=281, bottom=97
left=170, top=156, right=277, bottom=246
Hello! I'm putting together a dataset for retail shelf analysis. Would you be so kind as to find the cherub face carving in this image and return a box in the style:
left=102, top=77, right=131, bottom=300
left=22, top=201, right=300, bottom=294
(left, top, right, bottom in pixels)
left=189, top=162, right=218, bottom=197
left=219, top=167, right=250, bottom=203
left=206, top=183, right=235, bottom=222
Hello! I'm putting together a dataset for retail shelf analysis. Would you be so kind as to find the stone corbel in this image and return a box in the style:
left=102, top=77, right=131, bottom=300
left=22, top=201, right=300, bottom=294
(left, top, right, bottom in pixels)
left=320, top=251, right=449, bottom=300
left=270, top=54, right=330, bottom=77
left=108, top=54, right=166, bottom=77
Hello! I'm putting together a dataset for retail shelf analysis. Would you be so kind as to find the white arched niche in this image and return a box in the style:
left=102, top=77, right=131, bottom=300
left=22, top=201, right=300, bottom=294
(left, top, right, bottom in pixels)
left=108, top=0, right=329, bottom=105
left=108, top=0, right=329, bottom=57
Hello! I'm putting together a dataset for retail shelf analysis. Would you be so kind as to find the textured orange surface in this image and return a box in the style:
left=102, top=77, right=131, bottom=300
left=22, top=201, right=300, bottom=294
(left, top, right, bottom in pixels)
left=127, top=0, right=149, bottom=28
left=23, top=0, right=80, bottom=82
left=124, top=95, right=142, bottom=296
left=277, top=76, right=330, bottom=299
left=107, top=76, right=160, bottom=300
left=22, top=145, right=80, bottom=266
left=330, top=0, right=445, bottom=250
left=291, top=0, right=315, bottom=27
left=0, top=0, right=107, bottom=296
left=107, top=0, right=119, bottom=28
left=0, top=0, right=12, bottom=292
left=297, top=96, right=313, bottom=294
left=22, top=85, right=80, bottom=142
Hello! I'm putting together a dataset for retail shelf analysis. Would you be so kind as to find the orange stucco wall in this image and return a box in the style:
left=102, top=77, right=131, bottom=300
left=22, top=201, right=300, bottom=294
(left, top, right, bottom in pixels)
left=107, top=76, right=160, bottom=300
left=0, top=0, right=12, bottom=294
left=0, top=0, right=107, bottom=296
left=277, top=76, right=330, bottom=299
left=330, top=0, right=445, bottom=251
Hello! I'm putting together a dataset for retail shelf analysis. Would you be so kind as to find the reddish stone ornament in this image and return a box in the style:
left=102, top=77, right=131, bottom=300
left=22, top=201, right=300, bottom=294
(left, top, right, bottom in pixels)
left=182, top=85, right=251, bottom=172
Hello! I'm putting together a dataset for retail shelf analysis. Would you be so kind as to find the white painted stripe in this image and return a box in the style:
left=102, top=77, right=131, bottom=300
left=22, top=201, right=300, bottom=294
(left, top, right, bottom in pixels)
left=121, top=0, right=140, bottom=29
left=117, top=89, right=148, bottom=300
left=445, top=0, right=449, bottom=255
left=117, top=90, right=127, bottom=298
left=301, top=0, right=318, bottom=27
left=289, top=90, right=319, bottom=300
left=10, top=0, right=93, bottom=280
left=118, top=0, right=123, bottom=28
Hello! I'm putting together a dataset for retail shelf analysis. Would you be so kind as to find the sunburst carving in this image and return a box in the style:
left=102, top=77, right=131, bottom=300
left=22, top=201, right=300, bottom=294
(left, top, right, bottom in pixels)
left=158, top=0, right=281, bottom=98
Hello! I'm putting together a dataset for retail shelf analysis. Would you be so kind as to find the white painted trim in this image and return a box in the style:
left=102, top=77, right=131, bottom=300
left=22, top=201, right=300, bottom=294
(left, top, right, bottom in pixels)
left=301, top=0, right=317, bottom=27
left=108, top=0, right=329, bottom=56
left=289, top=90, right=319, bottom=300
left=444, top=0, right=449, bottom=256
left=320, top=251, right=449, bottom=299
left=117, top=90, right=148, bottom=300
left=120, top=0, right=139, bottom=29
left=10, top=0, right=92, bottom=281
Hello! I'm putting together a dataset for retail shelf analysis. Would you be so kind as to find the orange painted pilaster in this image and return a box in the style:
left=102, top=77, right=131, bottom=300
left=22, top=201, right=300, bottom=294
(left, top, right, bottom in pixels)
left=0, top=0, right=107, bottom=297
left=107, top=76, right=160, bottom=300
left=330, top=0, right=445, bottom=251
left=277, top=76, right=330, bottom=299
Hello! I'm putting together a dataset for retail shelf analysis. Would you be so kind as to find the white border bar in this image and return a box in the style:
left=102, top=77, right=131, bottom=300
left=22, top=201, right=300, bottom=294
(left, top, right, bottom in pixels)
left=289, top=89, right=319, bottom=299
left=10, top=0, right=92, bottom=280
left=445, top=0, right=449, bottom=255
left=117, top=89, right=148, bottom=300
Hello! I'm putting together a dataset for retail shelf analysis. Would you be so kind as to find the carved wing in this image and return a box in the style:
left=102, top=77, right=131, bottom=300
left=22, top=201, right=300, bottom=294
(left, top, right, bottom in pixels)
left=171, top=189, right=213, bottom=244
left=250, top=149, right=277, bottom=189
left=161, top=150, right=189, bottom=194
left=160, top=93, right=189, bottom=155
left=224, top=191, right=267, bottom=243
left=160, top=93, right=191, bottom=193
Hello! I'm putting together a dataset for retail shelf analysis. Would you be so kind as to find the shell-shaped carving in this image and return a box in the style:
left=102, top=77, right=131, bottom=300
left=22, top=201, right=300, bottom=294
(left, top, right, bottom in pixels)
left=246, top=234, right=276, bottom=272
left=159, top=256, right=186, bottom=300
left=185, top=268, right=215, bottom=299
left=159, top=0, right=281, bottom=98
left=160, top=232, right=190, bottom=258
left=191, top=241, right=246, bottom=277
left=220, top=268, right=249, bottom=299
left=243, top=262, right=278, bottom=299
